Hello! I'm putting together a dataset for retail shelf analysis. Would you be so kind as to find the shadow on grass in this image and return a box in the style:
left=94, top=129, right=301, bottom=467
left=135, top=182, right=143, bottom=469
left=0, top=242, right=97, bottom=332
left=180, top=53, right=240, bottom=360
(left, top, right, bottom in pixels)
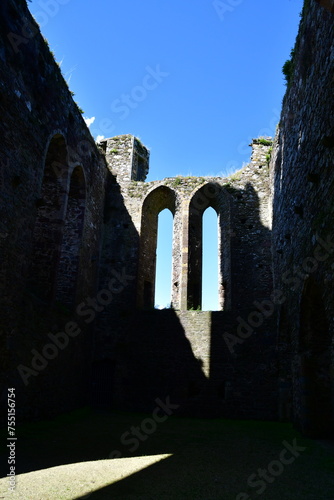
left=1, top=408, right=334, bottom=499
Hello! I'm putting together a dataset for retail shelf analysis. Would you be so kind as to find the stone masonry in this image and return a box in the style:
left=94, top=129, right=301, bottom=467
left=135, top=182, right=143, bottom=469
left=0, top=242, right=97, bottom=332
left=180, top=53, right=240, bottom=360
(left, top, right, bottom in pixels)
left=271, top=0, right=334, bottom=436
left=93, top=135, right=276, bottom=419
left=0, top=0, right=333, bottom=436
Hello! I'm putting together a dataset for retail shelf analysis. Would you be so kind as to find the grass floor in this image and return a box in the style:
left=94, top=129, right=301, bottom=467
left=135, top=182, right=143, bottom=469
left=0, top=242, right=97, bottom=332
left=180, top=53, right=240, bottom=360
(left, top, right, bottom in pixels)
left=0, top=408, right=334, bottom=500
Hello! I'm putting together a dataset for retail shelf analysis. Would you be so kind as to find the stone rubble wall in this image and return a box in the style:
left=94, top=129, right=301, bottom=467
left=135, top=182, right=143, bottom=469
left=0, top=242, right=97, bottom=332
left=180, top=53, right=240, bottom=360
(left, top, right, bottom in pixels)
left=5, top=0, right=332, bottom=427
left=94, top=137, right=277, bottom=419
left=271, top=0, right=334, bottom=433
left=0, top=0, right=107, bottom=421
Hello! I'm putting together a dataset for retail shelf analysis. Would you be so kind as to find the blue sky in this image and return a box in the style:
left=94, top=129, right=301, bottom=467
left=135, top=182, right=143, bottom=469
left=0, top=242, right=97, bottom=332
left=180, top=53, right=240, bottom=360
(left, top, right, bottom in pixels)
left=28, top=0, right=303, bottom=309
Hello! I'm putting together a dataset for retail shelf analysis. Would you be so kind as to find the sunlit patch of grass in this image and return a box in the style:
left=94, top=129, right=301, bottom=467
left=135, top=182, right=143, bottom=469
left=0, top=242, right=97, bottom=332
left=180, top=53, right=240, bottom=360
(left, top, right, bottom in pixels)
left=1, top=409, right=333, bottom=500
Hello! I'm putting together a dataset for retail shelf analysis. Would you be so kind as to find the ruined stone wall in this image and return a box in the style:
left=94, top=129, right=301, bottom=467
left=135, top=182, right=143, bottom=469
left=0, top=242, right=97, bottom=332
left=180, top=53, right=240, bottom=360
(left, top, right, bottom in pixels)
left=103, top=134, right=149, bottom=182
left=271, top=0, right=334, bottom=435
left=0, top=0, right=107, bottom=421
left=0, top=0, right=317, bottom=425
left=94, top=137, right=277, bottom=419
left=93, top=306, right=277, bottom=420
left=100, top=136, right=273, bottom=310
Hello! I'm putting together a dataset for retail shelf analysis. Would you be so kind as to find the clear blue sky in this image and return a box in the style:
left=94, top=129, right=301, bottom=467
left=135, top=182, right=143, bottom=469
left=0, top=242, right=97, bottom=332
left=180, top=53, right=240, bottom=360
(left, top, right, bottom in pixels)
left=28, top=0, right=303, bottom=309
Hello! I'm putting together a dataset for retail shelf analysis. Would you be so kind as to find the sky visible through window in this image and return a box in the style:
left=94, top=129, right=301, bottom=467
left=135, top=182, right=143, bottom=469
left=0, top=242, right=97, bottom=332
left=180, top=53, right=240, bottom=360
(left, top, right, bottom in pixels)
left=155, top=209, right=173, bottom=309
left=155, top=207, right=219, bottom=310
left=28, top=0, right=303, bottom=309
left=202, top=207, right=219, bottom=311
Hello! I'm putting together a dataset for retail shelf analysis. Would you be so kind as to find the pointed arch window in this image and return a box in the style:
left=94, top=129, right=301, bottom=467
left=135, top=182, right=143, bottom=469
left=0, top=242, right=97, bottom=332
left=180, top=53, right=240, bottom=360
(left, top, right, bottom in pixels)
left=155, top=208, right=173, bottom=308
left=188, top=183, right=223, bottom=311
left=138, top=186, right=176, bottom=309
left=202, top=207, right=219, bottom=311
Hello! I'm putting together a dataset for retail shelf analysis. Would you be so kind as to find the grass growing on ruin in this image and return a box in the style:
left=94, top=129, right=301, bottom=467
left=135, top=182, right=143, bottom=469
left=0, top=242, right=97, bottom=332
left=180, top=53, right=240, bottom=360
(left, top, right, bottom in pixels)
left=228, top=171, right=242, bottom=182
left=282, top=49, right=295, bottom=87
left=266, top=147, right=273, bottom=164
left=255, top=138, right=273, bottom=146
left=0, top=408, right=333, bottom=499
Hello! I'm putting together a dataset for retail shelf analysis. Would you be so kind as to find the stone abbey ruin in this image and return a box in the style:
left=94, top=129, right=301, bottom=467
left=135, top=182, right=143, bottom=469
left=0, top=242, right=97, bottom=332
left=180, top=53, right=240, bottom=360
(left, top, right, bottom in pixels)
left=0, top=0, right=334, bottom=438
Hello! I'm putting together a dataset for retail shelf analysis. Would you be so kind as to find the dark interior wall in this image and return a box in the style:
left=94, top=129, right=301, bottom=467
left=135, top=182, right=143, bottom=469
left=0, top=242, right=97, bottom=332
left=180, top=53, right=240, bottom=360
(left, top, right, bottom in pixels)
left=0, top=0, right=276, bottom=425
left=95, top=143, right=277, bottom=420
left=0, top=0, right=106, bottom=421
left=2, top=0, right=333, bottom=431
left=271, top=0, right=334, bottom=436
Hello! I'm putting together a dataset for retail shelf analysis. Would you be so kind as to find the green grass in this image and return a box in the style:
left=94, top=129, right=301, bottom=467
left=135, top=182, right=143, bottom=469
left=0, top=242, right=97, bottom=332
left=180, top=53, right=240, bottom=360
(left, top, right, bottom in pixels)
left=254, top=138, right=273, bottom=146
left=0, top=408, right=333, bottom=499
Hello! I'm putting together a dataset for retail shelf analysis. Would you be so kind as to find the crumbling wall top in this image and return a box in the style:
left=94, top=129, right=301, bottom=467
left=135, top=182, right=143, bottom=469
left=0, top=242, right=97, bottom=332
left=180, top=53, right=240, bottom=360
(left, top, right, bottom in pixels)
left=102, top=134, right=150, bottom=183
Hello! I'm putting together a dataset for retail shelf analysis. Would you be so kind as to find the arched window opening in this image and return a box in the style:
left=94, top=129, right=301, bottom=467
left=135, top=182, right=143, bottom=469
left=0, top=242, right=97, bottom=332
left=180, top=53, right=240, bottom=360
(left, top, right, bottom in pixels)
left=155, top=209, right=173, bottom=309
left=138, top=186, right=176, bottom=309
left=55, top=166, right=86, bottom=307
left=202, top=207, right=219, bottom=311
left=29, top=135, right=67, bottom=300
left=188, top=183, right=223, bottom=311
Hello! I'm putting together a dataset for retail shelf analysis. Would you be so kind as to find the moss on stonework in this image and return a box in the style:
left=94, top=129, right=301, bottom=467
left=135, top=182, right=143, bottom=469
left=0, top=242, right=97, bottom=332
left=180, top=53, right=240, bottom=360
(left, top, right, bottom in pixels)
left=228, top=172, right=242, bottom=182
left=253, top=138, right=273, bottom=146
left=282, top=50, right=295, bottom=87
left=266, top=147, right=273, bottom=164
left=282, top=0, right=311, bottom=94
left=128, top=191, right=142, bottom=198
left=300, top=0, right=311, bottom=19
left=170, top=177, right=182, bottom=188
left=167, top=176, right=206, bottom=189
